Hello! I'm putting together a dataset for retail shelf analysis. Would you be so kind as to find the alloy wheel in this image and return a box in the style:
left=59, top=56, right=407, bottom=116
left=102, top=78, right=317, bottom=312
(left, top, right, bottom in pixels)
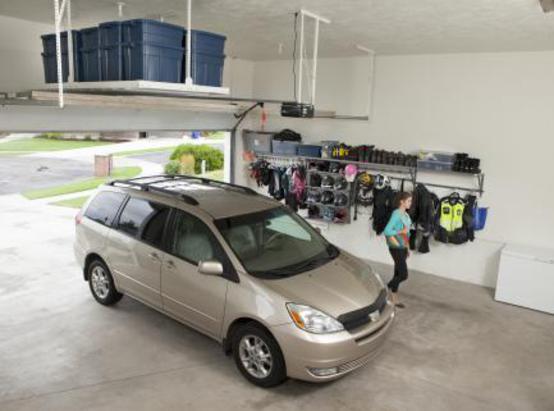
left=238, top=334, right=273, bottom=379
left=90, top=265, right=110, bottom=299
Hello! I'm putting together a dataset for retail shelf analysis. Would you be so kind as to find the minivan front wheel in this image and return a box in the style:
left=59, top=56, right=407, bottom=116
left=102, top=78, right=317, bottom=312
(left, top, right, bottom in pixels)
left=232, top=323, right=286, bottom=387
left=87, top=259, right=123, bottom=306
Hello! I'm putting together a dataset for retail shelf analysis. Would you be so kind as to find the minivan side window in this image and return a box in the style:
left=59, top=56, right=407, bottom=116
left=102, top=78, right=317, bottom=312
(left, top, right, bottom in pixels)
left=171, top=210, right=221, bottom=264
left=117, top=197, right=168, bottom=239
left=142, top=207, right=170, bottom=248
left=84, top=191, right=126, bottom=227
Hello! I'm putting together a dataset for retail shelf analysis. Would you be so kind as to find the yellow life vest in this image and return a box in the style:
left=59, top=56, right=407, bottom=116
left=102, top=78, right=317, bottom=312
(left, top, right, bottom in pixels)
left=439, top=200, right=465, bottom=232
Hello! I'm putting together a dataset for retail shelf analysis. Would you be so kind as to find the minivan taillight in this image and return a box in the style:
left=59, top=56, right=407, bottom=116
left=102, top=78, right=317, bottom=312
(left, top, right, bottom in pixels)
left=75, top=211, right=83, bottom=225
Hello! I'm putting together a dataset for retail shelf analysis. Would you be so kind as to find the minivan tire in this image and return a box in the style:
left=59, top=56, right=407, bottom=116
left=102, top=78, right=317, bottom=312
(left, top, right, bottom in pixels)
left=231, top=322, right=287, bottom=387
left=87, top=259, right=123, bottom=306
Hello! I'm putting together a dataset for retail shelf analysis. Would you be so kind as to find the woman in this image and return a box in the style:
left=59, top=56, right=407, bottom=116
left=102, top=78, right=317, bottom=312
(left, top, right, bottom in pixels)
left=383, top=192, right=413, bottom=308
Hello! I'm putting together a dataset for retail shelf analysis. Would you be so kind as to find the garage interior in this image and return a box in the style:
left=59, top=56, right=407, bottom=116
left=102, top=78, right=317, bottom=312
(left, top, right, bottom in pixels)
left=1, top=1, right=554, bottom=410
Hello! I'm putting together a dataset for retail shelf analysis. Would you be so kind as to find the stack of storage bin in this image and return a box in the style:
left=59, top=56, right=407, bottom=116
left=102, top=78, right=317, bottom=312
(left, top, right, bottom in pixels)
left=79, top=27, right=101, bottom=82
left=41, top=31, right=82, bottom=83
left=98, top=19, right=185, bottom=83
left=40, top=20, right=226, bottom=86
left=122, top=19, right=185, bottom=82
left=185, top=30, right=226, bottom=87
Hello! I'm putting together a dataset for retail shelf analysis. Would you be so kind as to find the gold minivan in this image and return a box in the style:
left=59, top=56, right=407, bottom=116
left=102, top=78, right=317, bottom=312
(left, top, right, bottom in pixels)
left=74, top=175, right=395, bottom=387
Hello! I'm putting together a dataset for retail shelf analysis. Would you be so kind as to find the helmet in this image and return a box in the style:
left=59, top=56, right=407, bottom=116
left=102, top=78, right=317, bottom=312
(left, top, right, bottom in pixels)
left=358, top=172, right=373, bottom=188
left=321, top=191, right=334, bottom=204
left=322, top=206, right=335, bottom=222
left=357, top=187, right=373, bottom=207
left=309, top=173, right=322, bottom=187
left=333, top=176, right=348, bottom=191
left=334, top=208, right=348, bottom=224
left=374, top=174, right=391, bottom=190
left=334, top=193, right=349, bottom=207
left=308, top=205, right=321, bottom=218
left=321, top=175, right=335, bottom=188
left=328, top=162, right=342, bottom=174
left=345, top=164, right=358, bottom=182
left=306, top=190, right=321, bottom=204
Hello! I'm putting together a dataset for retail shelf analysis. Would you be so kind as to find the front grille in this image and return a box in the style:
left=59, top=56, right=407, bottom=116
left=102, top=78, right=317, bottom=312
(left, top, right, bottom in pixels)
left=337, top=351, right=378, bottom=374
left=337, top=288, right=387, bottom=331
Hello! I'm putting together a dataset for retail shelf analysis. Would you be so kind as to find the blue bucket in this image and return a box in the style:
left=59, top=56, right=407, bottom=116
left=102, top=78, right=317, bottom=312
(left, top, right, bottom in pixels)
left=473, top=207, right=488, bottom=231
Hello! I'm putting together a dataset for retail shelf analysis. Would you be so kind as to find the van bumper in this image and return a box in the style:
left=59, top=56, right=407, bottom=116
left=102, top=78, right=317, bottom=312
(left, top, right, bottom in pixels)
left=270, top=300, right=395, bottom=382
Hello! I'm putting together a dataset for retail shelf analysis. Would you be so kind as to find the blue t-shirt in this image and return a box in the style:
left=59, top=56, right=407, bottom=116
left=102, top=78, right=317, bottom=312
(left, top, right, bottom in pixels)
left=384, top=209, right=412, bottom=249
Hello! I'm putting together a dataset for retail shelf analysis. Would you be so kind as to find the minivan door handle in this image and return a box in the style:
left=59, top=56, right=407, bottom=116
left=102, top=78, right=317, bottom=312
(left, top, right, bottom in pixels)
left=165, top=260, right=176, bottom=270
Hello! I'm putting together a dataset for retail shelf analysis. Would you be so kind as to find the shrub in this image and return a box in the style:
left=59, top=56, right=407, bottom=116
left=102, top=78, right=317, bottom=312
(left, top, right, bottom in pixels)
left=169, top=144, right=224, bottom=174
left=35, top=132, right=63, bottom=140
left=164, top=160, right=181, bottom=175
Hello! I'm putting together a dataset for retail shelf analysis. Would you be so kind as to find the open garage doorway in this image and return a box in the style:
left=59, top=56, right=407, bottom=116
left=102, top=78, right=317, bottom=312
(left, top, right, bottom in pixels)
left=0, top=129, right=232, bottom=209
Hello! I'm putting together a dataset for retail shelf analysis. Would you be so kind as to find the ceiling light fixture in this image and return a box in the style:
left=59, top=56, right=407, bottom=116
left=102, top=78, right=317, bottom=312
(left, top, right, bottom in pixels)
left=539, top=0, right=554, bottom=13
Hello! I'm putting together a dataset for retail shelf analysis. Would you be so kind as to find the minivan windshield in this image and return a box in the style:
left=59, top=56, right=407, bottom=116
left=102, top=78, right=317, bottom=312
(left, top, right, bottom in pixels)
left=215, top=207, right=339, bottom=279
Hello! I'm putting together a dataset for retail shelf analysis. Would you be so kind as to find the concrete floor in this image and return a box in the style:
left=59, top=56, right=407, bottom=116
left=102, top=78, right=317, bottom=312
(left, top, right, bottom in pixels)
left=1, top=195, right=553, bottom=411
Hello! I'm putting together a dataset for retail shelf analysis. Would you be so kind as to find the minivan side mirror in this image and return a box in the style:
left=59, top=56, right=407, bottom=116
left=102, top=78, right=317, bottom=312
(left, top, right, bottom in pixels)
left=198, top=260, right=224, bottom=276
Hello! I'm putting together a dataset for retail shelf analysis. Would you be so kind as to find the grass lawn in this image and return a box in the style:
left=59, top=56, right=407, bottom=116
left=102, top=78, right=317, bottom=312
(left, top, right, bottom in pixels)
left=113, top=147, right=176, bottom=157
left=0, top=137, right=114, bottom=152
left=50, top=196, right=90, bottom=209
left=23, top=166, right=142, bottom=200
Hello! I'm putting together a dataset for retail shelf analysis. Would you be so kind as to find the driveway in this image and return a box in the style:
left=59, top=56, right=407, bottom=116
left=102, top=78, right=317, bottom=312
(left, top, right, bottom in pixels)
left=0, top=156, right=92, bottom=194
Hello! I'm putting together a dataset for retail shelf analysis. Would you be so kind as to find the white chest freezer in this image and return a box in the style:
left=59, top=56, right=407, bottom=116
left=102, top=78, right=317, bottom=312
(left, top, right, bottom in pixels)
left=495, top=244, right=554, bottom=314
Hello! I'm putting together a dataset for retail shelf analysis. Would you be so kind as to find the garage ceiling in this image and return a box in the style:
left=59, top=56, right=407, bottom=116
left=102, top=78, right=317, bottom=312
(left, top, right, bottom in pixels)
left=1, top=0, right=553, bottom=60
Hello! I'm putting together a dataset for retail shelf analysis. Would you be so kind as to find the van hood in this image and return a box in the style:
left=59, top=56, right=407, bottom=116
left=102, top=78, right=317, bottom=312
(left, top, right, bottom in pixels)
left=261, top=252, right=384, bottom=319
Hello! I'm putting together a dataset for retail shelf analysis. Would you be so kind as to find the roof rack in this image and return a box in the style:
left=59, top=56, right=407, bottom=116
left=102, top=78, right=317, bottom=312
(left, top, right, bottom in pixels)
left=107, top=174, right=259, bottom=205
left=128, top=174, right=259, bottom=195
left=108, top=178, right=199, bottom=206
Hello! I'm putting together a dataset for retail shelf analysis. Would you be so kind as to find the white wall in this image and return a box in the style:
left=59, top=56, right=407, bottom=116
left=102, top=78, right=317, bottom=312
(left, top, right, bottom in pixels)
left=0, top=15, right=53, bottom=93
left=235, top=51, right=554, bottom=287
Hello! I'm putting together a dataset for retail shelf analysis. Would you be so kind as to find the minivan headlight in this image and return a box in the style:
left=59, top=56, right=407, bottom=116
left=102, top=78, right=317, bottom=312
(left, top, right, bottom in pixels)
left=286, top=303, right=344, bottom=334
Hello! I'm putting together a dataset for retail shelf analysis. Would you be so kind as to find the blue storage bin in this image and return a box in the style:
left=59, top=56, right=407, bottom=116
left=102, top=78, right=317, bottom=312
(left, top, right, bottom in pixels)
left=272, top=140, right=299, bottom=156
left=100, top=45, right=123, bottom=81
left=473, top=207, right=488, bottom=231
left=417, top=159, right=454, bottom=171
left=80, top=48, right=101, bottom=81
left=99, top=21, right=122, bottom=47
left=187, top=30, right=226, bottom=55
left=297, top=144, right=322, bottom=158
left=122, top=42, right=184, bottom=83
left=183, top=30, right=226, bottom=87
left=80, top=27, right=99, bottom=49
left=99, top=22, right=123, bottom=80
left=191, top=52, right=224, bottom=86
left=122, top=19, right=184, bottom=48
left=41, top=31, right=82, bottom=83
left=78, top=27, right=101, bottom=82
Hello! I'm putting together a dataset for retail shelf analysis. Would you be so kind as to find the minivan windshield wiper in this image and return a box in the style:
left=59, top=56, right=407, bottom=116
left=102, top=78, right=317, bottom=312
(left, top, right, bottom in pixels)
left=253, top=245, right=340, bottom=279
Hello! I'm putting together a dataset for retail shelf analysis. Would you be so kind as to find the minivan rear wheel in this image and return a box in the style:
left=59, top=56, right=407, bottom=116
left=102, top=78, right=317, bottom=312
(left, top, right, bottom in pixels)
left=87, top=259, right=123, bottom=306
left=231, top=323, right=287, bottom=387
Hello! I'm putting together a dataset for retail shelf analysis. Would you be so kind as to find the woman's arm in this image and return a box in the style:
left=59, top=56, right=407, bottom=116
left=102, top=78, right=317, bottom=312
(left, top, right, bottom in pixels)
left=384, top=212, right=401, bottom=237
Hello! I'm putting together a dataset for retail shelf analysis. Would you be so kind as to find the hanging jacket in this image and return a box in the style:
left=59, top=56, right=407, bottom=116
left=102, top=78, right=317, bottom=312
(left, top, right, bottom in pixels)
left=408, top=184, right=438, bottom=253
left=435, top=194, right=467, bottom=244
left=372, top=186, right=396, bottom=235
left=463, top=195, right=477, bottom=242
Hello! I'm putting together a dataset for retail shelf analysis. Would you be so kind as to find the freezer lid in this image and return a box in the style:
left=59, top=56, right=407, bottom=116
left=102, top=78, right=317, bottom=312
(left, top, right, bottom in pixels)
left=502, top=244, right=554, bottom=264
